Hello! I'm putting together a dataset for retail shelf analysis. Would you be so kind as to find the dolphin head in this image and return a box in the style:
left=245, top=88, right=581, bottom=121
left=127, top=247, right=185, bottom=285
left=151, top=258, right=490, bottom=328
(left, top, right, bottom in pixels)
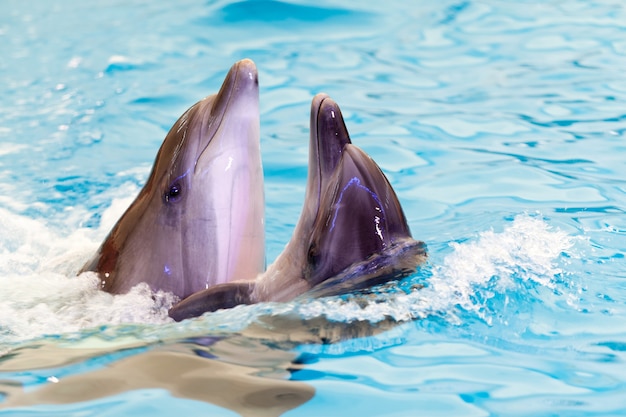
left=81, top=59, right=265, bottom=299
left=299, top=94, right=425, bottom=294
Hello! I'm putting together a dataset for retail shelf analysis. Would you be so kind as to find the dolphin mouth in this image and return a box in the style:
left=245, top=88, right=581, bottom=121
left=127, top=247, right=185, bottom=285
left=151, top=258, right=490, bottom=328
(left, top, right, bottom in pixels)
left=195, top=58, right=259, bottom=170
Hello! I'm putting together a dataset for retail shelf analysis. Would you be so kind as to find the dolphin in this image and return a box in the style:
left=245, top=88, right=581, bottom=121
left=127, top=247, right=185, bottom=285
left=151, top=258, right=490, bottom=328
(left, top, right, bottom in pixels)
left=80, top=59, right=265, bottom=300
left=169, top=94, right=427, bottom=321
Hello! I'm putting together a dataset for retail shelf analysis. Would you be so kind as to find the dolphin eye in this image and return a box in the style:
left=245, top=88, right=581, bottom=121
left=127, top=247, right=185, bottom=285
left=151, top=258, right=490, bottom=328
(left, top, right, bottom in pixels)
left=164, top=181, right=183, bottom=203
left=307, top=243, right=319, bottom=268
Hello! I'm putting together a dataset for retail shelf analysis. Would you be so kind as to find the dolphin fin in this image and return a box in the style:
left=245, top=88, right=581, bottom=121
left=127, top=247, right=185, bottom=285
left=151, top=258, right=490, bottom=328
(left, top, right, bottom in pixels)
left=168, top=282, right=255, bottom=322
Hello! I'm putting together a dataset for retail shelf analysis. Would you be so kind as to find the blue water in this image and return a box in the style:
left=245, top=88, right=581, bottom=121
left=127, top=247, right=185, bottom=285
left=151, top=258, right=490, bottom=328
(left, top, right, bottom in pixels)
left=1, top=0, right=626, bottom=415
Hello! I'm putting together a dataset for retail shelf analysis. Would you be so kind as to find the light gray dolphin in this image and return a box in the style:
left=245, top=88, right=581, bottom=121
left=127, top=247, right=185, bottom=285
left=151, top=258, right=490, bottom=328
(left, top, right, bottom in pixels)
left=80, top=59, right=265, bottom=299
left=169, top=94, right=427, bottom=321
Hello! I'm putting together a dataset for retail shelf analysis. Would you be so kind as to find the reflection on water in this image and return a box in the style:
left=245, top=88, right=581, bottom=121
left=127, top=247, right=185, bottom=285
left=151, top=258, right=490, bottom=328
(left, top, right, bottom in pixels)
left=0, top=314, right=408, bottom=415
left=1, top=344, right=312, bottom=416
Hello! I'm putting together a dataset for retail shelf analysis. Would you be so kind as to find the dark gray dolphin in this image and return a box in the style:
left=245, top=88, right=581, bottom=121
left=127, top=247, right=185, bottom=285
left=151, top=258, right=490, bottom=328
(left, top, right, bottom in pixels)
left=80, top=59, right=265, bottom=299
left=169, top=94, right=427, bottom=321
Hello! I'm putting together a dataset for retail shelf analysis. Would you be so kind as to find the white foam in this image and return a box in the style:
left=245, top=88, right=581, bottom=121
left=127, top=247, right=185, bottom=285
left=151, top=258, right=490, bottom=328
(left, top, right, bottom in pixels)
left=0, top=193, right=177, bottom=348
left=425, top=215, right=574, bottom=310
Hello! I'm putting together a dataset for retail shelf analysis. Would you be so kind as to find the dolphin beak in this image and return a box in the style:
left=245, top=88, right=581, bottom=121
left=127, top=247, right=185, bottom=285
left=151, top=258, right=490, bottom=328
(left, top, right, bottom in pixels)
left=315, top=95, right=352, bottom=173
left=307, top=94, right=351, bottom=202
left=194, top=59, right=259, bottom=170
left=212, top=58, right=259, bottom=118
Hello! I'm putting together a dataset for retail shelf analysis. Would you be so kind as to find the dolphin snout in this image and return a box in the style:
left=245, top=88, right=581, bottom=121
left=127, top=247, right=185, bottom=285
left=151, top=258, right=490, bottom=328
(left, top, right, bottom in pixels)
left=235, top=58, right=259, bottom=87
left=229, top=58, right=259, bottom=95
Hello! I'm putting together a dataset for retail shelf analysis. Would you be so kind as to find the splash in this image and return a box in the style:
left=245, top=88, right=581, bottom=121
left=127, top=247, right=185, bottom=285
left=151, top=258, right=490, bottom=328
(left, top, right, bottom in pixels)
left=0, top=190, right=177, bottom=348
left=424, top=214, right=574, bottom=318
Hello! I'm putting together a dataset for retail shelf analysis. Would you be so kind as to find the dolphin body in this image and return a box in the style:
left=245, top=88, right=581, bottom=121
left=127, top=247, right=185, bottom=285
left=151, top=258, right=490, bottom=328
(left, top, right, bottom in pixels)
left=80, top=59, right=265, bottom=299
left=169, top=94, right=427, bottom=321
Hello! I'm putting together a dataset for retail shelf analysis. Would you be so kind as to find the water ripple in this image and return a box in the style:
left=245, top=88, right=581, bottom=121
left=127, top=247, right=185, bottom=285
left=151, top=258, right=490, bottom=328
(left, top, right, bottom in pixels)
left=2, top=0, right=626, bottom=415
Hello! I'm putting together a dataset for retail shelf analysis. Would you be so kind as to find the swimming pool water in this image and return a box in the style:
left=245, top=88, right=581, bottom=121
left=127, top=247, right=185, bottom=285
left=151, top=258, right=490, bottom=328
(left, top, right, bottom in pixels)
left=1, top=0, right=626, bottom=415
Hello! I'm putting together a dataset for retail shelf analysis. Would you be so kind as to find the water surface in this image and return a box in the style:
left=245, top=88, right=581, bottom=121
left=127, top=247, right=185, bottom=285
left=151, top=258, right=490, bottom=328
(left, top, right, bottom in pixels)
left=1, top=0, right=625, bottom=415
